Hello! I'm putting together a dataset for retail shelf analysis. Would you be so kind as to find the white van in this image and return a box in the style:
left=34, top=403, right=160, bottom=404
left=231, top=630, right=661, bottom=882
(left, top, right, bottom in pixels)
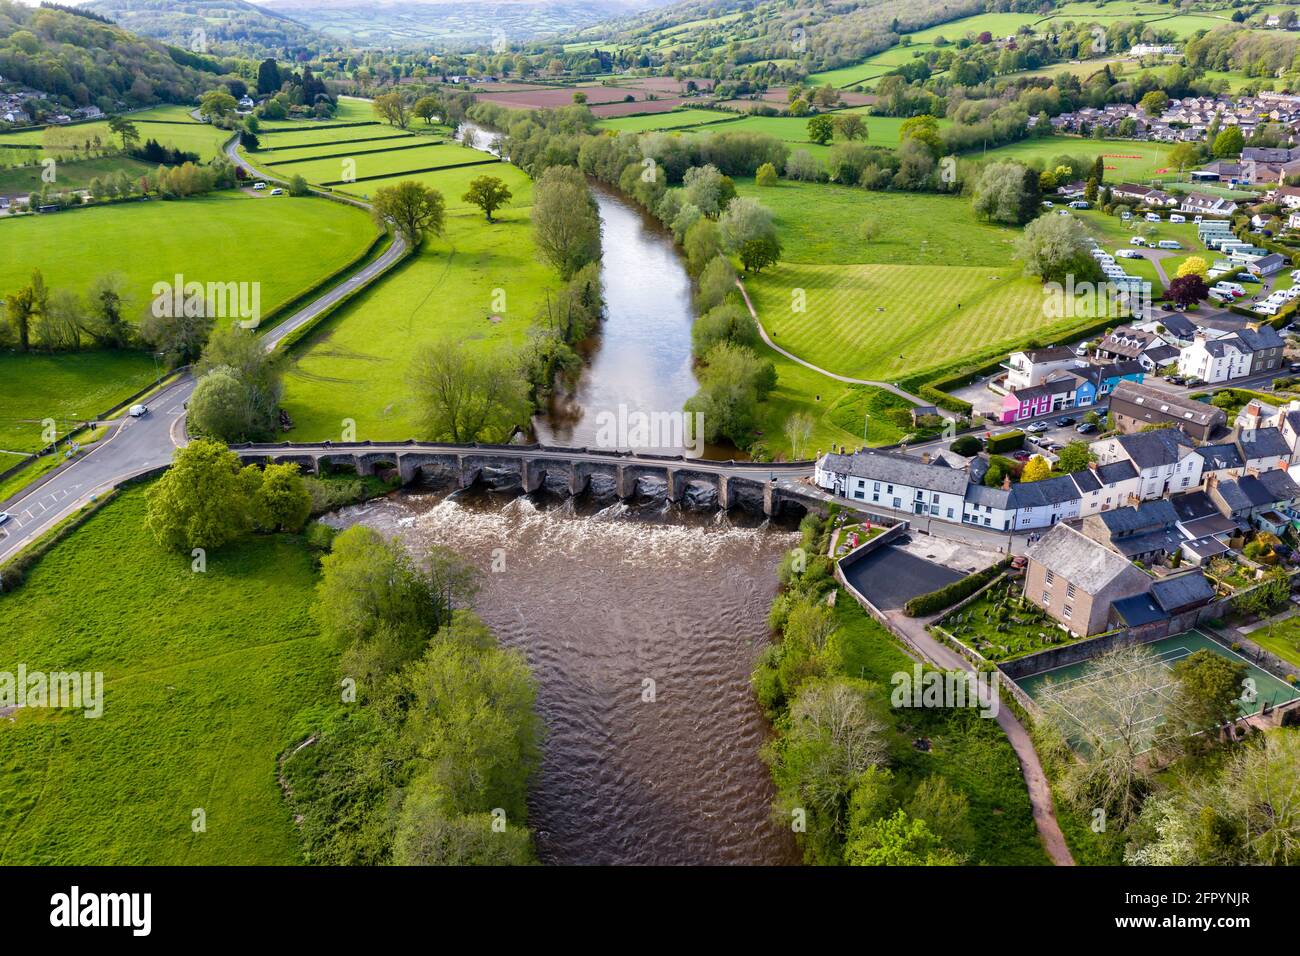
left=1117, top=249, right=1142, bottom=259
left=1145, top=212, right=1161, bottom=222
left=1217, top=281, right=1246, bottom=296
left=1169, top=214, right=1186, bottom=223
left=1157, top=240, right=1182, bottom=250
left=1130, top=236, right=1147, bottom=246
left=1256, top=302, right=1281, bottom=316
left=252, top=182, right=267, bottom=190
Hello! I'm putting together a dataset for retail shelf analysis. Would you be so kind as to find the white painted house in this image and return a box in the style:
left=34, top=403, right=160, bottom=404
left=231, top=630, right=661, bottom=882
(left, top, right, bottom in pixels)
left=1091, top=430, right=1205, bottom=500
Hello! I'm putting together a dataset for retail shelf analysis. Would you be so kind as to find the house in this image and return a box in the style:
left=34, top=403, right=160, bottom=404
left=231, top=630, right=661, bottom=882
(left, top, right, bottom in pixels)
left=1107, top=379, right=1226, bottom=441
left=1206, top=469, right=1300, bottom=529
left=1194, top=442, right=1247, bottom=483
left=1111, top=183, right=1173, bottom=206
left=238, top=95, right=255, bottom=110
left=1003, top=346, right=1080, bottom=391
left=1024, top=524, right=1153, bottom=636
left=1170, top=490, right=1238, bottom=564
left=1151, top=313, right=1197, bottom=346
left=998, top=372, right=1087, bottom=423
left=1273, top=185, right=1300, bottom=210
left=1081, top=499, right=1183, bottom=564
left=1236, top=423, right=1292, bottom=473
left=1082, top=360, right=1145, bottom=398
left=1092, top=429, right=1204, bottom=499
left=1094, top=326, right=1162, bottom=365
left=960, top=460, right=1140, bottom=531
left=1129, top=43, right=1177, bottom=56
left=1178, top=328, right=1283, bottom=384
left=1178, top=193, right=1238, bottom=217
left=814, top=448, right=968, bottom=522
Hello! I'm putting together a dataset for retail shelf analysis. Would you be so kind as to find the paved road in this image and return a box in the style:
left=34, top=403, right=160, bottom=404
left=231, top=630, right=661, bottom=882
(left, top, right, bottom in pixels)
left=0, top=158, right=409, bottom=564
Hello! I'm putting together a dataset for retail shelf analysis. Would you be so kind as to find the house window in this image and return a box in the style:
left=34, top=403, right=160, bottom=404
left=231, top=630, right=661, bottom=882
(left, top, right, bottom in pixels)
left=983, top=517, right=991, bottom=527
left=932, top=493, right=939, bottom=504
left=946, top=508, right=954, bottom=519
left=1045, top=569, right=1055, bottom=585
left=1181, top=477, right=1191, bottom=487
left=892, top=498, right=901, bottom=509
left=872, top=494, right=879, bottom=503
left=873, top=482, right=880, bottom=493
left=854, top=489, right=865, bottom=500
left=1066, top=582, right=1076, bottom=598
left=1042, top=591, right=1052, bottom=605
left=1063, top=604, right=1073, bottom=620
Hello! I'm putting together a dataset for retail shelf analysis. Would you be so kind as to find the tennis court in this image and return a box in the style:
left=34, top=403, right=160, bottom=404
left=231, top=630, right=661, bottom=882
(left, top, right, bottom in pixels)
left=1017, top=631, right=1300, bottom=748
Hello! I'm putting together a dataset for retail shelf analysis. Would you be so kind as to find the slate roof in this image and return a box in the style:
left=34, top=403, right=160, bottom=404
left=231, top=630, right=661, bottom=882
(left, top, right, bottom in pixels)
left=1095, top=499, right=1178, bottom=537
left=1113, top=429, right=1194, bottom=469
left=1259, top=468, right=1300, bottom=501
left=1238, top=426, right=1291, bottom=461
left=1026, top=524, right=1151, bottom=594
left=964, top=482, right=1010, bottom=509
left=1017, top=346, right=1077, bottom=365
left=819, top=449, right=969, bottom=495
left=1158, top=315, right=1196, bottom=339
left=1181, top=535, right=1232, bottom=560
left=1151, top=571, right=1216, bottom=613
left=1112, top=593, right=1169, bottom=626
left=1195, top=443, right=1245, bottom=472
left=1112, top=380, right=1222, bottom=428
left=1235, top=325, right=1285, bottom=352
left=1170, top=490, right=1218, bottom=522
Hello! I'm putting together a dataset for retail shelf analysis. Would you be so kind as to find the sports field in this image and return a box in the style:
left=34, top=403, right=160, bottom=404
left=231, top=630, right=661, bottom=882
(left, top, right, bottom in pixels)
left=974, top=137, right=1180, bottom=181
left=1018, top=631, right=1300, bottom=750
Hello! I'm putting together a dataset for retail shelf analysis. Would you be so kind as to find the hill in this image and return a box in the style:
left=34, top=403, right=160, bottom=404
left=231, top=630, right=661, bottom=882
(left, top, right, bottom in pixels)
left=0, top=0, right=225, bottom=113
left=83, top=0, right=328, bottom=57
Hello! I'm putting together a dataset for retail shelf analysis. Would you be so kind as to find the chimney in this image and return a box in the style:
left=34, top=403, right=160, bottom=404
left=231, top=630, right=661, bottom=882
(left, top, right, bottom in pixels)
left=921, top=452, right=932, bottom=465
left=1246, top=401, right=1262, bottom=421
left=1088, top=460, right=1098, bottom=473
left=1002, top=475, right=1012, bottom=491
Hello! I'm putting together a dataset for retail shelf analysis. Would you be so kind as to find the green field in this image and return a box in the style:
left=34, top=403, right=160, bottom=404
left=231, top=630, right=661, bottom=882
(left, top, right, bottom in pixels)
left=595, top=109, right=741, bottom=133
left=24, top=105, right=233, bottom=161
left=0, top=156, right=154, bottom=198
left=256, top=142, right=488, bottom=185
left=0, top=485, right=333, bottom=864
left=331, top=160, right=531, bottom=210
left=736, top=178, right=1019, bottom=266
left=255, top=125, right=417, bottom=151
left=281, top=164, right=552, bottom=441
left=694, top=110, right=947, bottom=163
left=0, top=351, right=158, bottom=454
left=0, top=192, right=377, bottom=329
left=974, top=136, right=1181, bottom=181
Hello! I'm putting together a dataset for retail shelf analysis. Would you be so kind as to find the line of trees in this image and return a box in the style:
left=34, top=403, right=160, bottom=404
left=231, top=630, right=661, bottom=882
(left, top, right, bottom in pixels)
left=2, top=268, right=132, bottom=352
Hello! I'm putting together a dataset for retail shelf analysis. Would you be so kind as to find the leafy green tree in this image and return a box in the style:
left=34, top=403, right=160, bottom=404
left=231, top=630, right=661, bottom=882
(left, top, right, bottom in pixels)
left=1213, top=126, right=1245, bottom=157
left=408, top=336, right=531, bottom=443
left=287, top=174, right=310, bottom=197
left=461, top=175, right=513, bottom=222
left=1021, top=455, right=1051, bottom=482
left=372, top=180, right=445, bottom=248
left=251, top=461, right=311, bottom=532
left=755, top=162, right=779, bottom=186
left=198, top=89, right=238, bottom=121
left=531, top=165, right=601, bottom=279
left=145, top=439, right=251, bottom=551
left=692, top=302, right=757, bottom=358
left=694, top=255, right=737, bottom=313
left=188, top=366, right=256, bottom=441
left=413, top=95, right=440, bottom=125
left=905, top=776, right=974, bottom=852
left=846, top=809, right=962, bottom=865
left=806, top=114, right=835, bottom=146
left=686, top=341, right=777, bottom=445
left=1015, top=212, right=1101, bottom=284
left=1168, top=649, right=1247, bottom=745
left=1140, top=90, right=1169, bottom=117
left=393, top=791, right=535, bottom=866
left=1056, top=440, right=1095, bottom=473
left=835, top=113, right=866, bottom=142
left=683, top=217, right=722, bottom=275
left=256, top=58, right=282, bottom=95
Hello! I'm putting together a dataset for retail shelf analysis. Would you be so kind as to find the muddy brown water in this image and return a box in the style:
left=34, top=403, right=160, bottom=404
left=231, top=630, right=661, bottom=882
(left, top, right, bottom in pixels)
left=329, top=488, right=802, bottom=865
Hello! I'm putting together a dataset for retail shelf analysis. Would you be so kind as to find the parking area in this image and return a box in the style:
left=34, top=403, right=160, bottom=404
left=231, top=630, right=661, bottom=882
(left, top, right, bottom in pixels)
left=840, top=532, right=999, bottom=610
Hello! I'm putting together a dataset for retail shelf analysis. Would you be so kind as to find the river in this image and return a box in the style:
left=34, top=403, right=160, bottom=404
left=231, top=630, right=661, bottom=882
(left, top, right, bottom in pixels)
left=362, top=120, right=796, bottom=864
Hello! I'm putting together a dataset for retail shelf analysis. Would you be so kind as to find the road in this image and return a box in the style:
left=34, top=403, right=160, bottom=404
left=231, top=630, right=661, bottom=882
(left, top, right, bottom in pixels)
left=0, top=151, right=409, bottom=564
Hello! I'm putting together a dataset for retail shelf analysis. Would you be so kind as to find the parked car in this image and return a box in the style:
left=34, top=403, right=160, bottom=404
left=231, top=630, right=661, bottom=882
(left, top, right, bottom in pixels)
left=1026, top=421, right=1050, bottom=433
left=1130, top=236, right=1147, bottom=246
left=252, top=182, right=267, bottom=190
left=1056, top=416, right=1075, bottom=426
left=1041, top=200, right=1054, bottom=208
left=1012, top=451, right=1032, bottom=462
left=1289, top=363, right=1300, bottom=373
left=1167, top=375, right=1185, bottom=385
left=128, top=404, right=148, bottom=418
left=1145, top=212, right=1161, bottom=222
left=1117, top=249, right=1143, bottom=259
left=0, top=512, right=10, bottom=526
left=1075, top=422, right=1098, bottom=434
left=1068, top=200, right=1090, bottom=209
left=269, top=188, right=284, bottom=196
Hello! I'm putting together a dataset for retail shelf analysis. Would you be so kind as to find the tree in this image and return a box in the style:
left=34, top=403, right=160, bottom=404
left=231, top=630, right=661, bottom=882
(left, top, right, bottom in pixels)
left=1167, top=141, right=1201, bottom=172
left=683, top=217, right=722, bottom=275
left=250, top=461, right=311, bottom=532
left=1213, top=126, right=1245, bottom=158
left=835, top=113, right=866, bottom=142
left=195, top=325, right=283, bottom=440
left=718, top=197, right=776, bottom=254
left=1020, top=455, right=1051, bottom=482
left=1015, top=213, right=1100, bottom=284
left=531, top=165, right=601, bottom=279
left=408, top=337, right=530, bottom=443
left=755, top=162, right=779, bottom=187
left=1140, top=90, right=1170, bottom=117
left=807, top=114, right=835, bottom=146
left=899, top=114, right=943, bottom=156
left=682, top=164, right=729, bottom=218
left=738, top=235, right=782, bottom=273
left=1056, top=440, right=1094, bottom=473
left=685, top=341, right=777, bottom=445
left=393, top=794, right=535, bottom=866
left=1167, top=649, right=1248, bottom=746
left=847, top=809, right=962, bottom=866
left=188, top=366, right=258, bottom=442
left=145, top=439, right=251, bottom=551
left=1167, top=273, right=1209, bottom=310
left=413, top=95, right=440, bottom=125
left=256, top=58, right=282, bottom=95
left=198, top=90, right=237, bottom=121
left=287, top=173, right=310, bottom=197
left=784, top=412, right=815, bottom=459
left=372, top=180, right=445, bottom=248
left=4, top=282, right=34, bottom=351
left=1176, top=256, right=1208, bottom=279
left=1040, top=644, right=1170, bottom=826
left=461, top=175, right=512, bottom=222
left=971, top=161, right=1039, bottom=225
left=373, top=91, right=410, bottom=129
left=107, top=115, right=139, bottom=151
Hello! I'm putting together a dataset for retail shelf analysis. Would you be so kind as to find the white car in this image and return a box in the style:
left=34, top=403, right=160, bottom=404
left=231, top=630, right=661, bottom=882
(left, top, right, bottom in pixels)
left=128, top=404, right=148, bottom=418
left=269, top=188, right=284, bottom=196
left=1042, top=200, right=1054, bottom=208
left=1117, top=249, right=1142, bottom=259
left=1130, top=236, right=1147, bottom=246
left=252, top=182, right=267, bottom=190
left=1026, top=421, right=1050, bottom=433
left=1068, top=200, right=1090, bottom=209
left=0, top=512, right=10, bottom=526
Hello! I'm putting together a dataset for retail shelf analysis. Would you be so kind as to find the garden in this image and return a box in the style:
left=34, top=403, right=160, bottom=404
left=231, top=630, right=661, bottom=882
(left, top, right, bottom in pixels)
left=937, top=578, right=1083, bottom=662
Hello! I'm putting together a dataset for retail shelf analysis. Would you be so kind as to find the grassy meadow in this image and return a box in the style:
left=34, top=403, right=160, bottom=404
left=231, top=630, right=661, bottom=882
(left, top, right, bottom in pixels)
left=0, top=192, right=377, bottom=328
left=975, top=136, right=1182, bottom=181
left=0, top=485, right=333, bottom=864
left=0, top=351, right=158, bottom=454
left=281, top=164, right=553, bottom=441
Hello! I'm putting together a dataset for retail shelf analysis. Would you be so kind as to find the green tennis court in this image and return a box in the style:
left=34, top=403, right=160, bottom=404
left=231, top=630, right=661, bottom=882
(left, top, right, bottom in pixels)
left=1017, top=631, right=1300, bottom=748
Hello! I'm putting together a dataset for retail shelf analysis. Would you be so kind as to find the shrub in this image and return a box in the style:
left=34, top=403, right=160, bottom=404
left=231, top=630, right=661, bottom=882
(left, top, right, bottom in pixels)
left=985, top=430, right=1025, bottom=454
left=905, top=561, right=1009, bottom=617
left=949, top=435, right=983, bottom=457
